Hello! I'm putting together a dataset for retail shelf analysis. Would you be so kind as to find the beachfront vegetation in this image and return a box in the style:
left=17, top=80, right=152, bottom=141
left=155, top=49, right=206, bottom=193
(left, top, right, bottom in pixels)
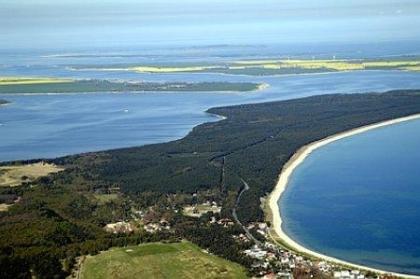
left=2, top=90, right=420, bottom=277
left=77, top=57, right=420, bottom=76
left=0, top=78, right=260, bottom=94
left=79, top=241, right=247, bottom=279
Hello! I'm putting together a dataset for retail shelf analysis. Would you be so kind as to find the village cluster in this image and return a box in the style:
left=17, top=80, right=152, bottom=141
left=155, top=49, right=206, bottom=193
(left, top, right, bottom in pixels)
left=103, top=198, right=388, bottom=279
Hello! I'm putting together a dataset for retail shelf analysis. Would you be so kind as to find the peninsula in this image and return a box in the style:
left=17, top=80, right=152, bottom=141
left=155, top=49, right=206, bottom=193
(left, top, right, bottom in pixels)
left=0, top=77, right=262, bottom=94
left=2, top=90, right=420, bottom=278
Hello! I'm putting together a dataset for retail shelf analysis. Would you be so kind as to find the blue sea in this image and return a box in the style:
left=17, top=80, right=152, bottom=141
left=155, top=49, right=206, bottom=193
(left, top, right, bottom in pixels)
left=2, top=69, right=420, bottom=162
left=281, top=119, right=420, bottom=275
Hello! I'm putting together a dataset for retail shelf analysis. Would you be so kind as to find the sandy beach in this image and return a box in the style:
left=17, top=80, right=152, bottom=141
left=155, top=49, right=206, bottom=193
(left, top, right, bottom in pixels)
left=268, top=113, right=420, bottom=279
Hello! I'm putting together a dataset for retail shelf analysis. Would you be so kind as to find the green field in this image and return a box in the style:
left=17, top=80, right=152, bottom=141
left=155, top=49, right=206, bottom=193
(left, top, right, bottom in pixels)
left=79, top=241, right=248, bottom=279
left=93, top=194, right=119, bottom=205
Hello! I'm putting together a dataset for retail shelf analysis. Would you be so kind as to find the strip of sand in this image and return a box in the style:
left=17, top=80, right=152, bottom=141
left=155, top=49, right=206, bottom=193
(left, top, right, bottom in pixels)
left=268, top=113, right=420, bottom=278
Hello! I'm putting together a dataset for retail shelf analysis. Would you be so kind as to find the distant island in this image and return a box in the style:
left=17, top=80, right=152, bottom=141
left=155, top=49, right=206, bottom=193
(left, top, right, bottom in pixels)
left=2, top=90, right=420, bottom=278
left=0, top=77, right=263, bottom=94
left=70, top=56, right=420, bottom=76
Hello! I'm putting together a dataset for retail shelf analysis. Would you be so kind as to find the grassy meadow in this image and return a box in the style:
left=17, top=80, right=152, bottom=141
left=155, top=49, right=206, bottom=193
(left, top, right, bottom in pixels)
left=79, top=241, right=248, bottom=279
left=93, top=194, right=120, bottom=205
left=0, top=162, right=64, bottom=187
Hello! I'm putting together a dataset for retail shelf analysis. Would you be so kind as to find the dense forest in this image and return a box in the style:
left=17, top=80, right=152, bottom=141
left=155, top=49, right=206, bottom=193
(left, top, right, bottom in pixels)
left=2, top=90, right=420, bottom=277
left=59, top=90, right=420, bottom=223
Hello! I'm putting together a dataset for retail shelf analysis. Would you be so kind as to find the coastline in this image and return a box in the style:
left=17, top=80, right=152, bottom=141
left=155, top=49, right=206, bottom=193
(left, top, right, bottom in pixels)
left=268, top=113, right=420, bottom=279
left=0, top=100, right=10, bottom=107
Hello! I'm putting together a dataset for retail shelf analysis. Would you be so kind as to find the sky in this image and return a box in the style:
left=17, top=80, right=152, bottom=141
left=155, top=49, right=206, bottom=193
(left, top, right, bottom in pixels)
left=1, top=0, right=419, bottom=50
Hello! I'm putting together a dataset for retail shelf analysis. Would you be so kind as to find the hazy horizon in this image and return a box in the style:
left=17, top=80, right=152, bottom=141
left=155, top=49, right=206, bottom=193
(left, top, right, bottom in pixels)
left=1, top=0, right=420, bottom=51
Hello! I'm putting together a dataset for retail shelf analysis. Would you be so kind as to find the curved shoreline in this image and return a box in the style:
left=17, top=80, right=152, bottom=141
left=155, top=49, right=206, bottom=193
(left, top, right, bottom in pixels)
left=268, top=113, right=420, bottom=279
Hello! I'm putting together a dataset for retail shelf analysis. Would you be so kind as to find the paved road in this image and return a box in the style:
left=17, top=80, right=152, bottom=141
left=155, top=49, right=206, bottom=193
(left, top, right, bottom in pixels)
left=232, top=178, right=262, bottom=246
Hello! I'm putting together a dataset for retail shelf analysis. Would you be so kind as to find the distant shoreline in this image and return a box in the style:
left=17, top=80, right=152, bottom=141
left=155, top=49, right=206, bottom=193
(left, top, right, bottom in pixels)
left=69, top=56, right=420, bottom=76
left=0, top=79, right=262, bottom=95
left=268, top=113, right=420, bottom=279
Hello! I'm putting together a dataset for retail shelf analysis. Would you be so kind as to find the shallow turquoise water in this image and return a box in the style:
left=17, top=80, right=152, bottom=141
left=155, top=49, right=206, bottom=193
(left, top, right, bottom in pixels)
left=281, top=118, right=420, bottom=275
